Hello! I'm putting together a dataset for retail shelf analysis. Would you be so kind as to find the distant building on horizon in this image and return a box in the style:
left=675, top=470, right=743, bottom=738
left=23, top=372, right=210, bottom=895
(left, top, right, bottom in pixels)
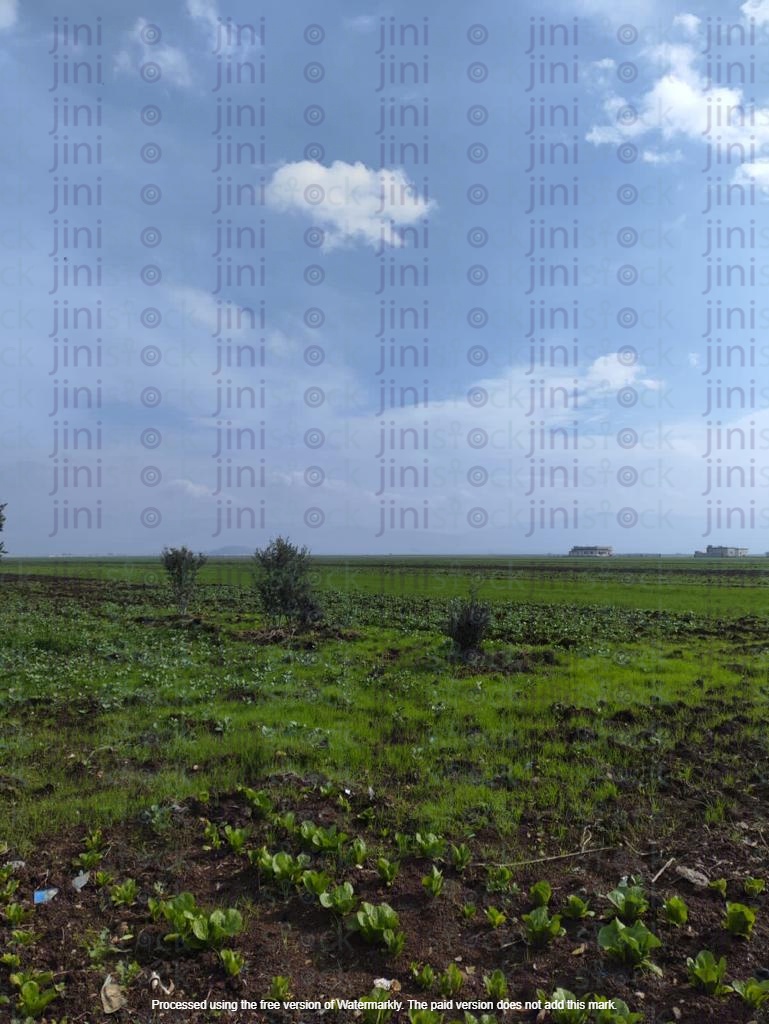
left=694, top=545, right=748, bottom=558
left=568, top=545, right=613, bottom=557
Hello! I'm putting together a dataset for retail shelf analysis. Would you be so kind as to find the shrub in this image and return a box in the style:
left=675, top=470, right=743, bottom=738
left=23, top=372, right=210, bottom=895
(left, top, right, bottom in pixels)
left=160, top=546, right=207, bottom=615
left=0, top=502, right=6, bottom=558
left=252, top=536, right=321, bottom=628
left=445, top=587, right=490, bottom=659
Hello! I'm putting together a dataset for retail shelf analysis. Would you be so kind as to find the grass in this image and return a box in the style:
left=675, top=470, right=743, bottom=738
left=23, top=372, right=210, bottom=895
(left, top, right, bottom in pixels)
left=1, top=559, right=768, bottom=856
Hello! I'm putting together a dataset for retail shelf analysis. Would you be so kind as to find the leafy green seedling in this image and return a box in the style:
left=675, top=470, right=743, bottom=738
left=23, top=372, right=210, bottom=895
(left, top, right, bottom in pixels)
left=301, top=870, right=331, bottom=897
left=660, top=895, right=688, bottom=926
left=237, top=785, right=273, bottom=817
left=410, top=962, right=435, bottom=991
left=110, top=879, right=138, bottom=907
left=15, top=979, right=64, bottom=1019
left=350, top=837, right=367, bottom=866
left=743, top=877, right=766, bottom=898
left=461, top=902, right=477, bottom=920
left=319, top=882, right=356, bottom=917
left=353, top=901, right=401, bottom=953
left=438, top=962, right=463, bottom=997
left=3, top=903, right=30, bottom=926
left=157, top=892, right=243, bottom=951
left=529, top=880, right=552, bottom=907
left=597, top=919, right=662, bottom=975
left=731, top=977, right=769, bottom=1008
left=408, top=1011, right=443, bottom=1024
left=521, top=906, right=565, bottom=947
left=535, top=988, right=588, bottom=1024
left=450, top=843, right=472, bottom=873
left=686, top=950, right=731, bottom=995
left=605, top=883, right=649, bottom=923
left=223, top=825, right=248, bottom=856
left=708, top=877, right=727, bottom=897
left=376, top=857, right=399, bottom=887
left=219, top=949, right=245, bottom=977
left=422, top=865, right=444, bottom=898
left=483, top=968, right=508, bottom=1000
left=562, top=894, right=594, bottom=920
left=414, top=832, right=445, bottom=859
left=362, top=987, right=396, bottom=1024
left=484, top=906, right=506, bottom=928
left=266, top=975, right=292, bottom=1000
left=724, top=902, right=756, bottom=938
left=485, top=865, right=517, bottom=894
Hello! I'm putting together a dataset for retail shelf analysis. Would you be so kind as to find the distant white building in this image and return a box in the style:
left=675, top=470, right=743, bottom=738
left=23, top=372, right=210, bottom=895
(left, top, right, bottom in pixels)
left=694, top=545, right=748, bottom=557
left=568, top=546, right=613, bottom=557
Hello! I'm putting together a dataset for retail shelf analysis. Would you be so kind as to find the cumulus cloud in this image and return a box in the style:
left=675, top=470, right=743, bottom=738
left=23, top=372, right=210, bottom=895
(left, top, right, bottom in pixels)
left=266, top=160, right=435, bottom=252
left=114, top=17, right=192, bottom=88
left=587, top=34, right=769, bottom=182
left=581, top=353, right=662, bottom=399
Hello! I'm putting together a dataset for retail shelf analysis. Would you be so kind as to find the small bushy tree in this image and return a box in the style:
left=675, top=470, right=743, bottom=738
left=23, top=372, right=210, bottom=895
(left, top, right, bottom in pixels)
left=445, top=587, right=490, bottom=660
left=160, top=546, right=207, bottom=615
left=0, top=503, right=6, bottom=558
left=252, top=536, right=321, bottom=628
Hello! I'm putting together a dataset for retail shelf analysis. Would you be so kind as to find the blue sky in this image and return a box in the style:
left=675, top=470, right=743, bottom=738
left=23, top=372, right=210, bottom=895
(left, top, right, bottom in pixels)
left=3, top=0, right=769, bottom=554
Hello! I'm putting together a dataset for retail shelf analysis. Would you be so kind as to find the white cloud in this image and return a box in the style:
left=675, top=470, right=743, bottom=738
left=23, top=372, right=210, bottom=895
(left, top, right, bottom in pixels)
left=114, top=18, right=192, bottom=88
left=266, top=160, right=436, bottom=252
left=0, top=0, right=17, bottom=30
left=581, top=354, right=662, bottom=398
left=587, top=36, right=769, bottom=183
left=741, top=0, right=769, bottom=26
left=673, top=13, right=701, bottom=35
left=186, top=0, right=219, bottom=32
left=733, top=158, right=769, bottom=186
left=641, top=148, right=683, bottom=164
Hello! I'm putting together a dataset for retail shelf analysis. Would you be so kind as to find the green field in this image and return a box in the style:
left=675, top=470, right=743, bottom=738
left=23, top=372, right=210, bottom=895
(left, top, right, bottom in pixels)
left=0, top=557, right=767, bottom=1022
